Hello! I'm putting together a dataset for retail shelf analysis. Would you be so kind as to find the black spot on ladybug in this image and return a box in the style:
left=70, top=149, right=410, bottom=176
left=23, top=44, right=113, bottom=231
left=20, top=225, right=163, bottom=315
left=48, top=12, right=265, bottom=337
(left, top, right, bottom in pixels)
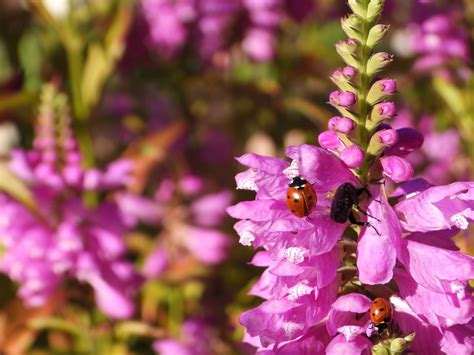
left=372, top=313, right=375, bottom=316
left=380, top=308, right=385, bottom=312
left=373, top=300, right=378, bottom=304
left=294, top=198, right=299, bottom=203
left=308, top=195, right=313, bottom=200
left=287, top=195, right=290, bottom=199
left=291, top=209, right=296, bottom=213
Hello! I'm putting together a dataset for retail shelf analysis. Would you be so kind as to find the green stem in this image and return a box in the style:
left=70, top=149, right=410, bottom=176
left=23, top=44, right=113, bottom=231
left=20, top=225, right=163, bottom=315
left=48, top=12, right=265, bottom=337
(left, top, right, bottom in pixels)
left=357, top=6, right=372, bottom=184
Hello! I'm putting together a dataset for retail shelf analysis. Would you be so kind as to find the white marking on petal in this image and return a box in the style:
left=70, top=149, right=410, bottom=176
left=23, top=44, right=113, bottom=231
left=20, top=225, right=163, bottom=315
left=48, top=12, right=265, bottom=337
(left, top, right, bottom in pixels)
left=287, top=280, right=313, bottom=301
left=450, top=210, right=471, bottom=230
left=236, top=179, right=258, bottom=191
left=338, top=325, right=364, bottom=342
left=283, top=160, right=299, bottom=179
left=283, top=321, right=303, bottom=338
left=238, top=230, right=255, bottom=246
left=284, top=247, right=309, bottom=264
left=405, top=191, right=419, bottom=199
left=450, top=281, right=466, bottom=299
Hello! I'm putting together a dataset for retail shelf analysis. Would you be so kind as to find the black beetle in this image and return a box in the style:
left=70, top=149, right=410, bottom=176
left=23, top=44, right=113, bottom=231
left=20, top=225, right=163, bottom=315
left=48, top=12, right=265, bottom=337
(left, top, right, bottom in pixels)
left=330, top=183, right=380, bottom=234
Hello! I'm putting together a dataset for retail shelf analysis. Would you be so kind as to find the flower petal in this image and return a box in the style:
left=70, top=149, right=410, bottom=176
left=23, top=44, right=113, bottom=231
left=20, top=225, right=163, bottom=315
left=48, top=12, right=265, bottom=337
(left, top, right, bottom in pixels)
left=357, top=188, right=401, bottom=285
left=325, top=334, right=371, bottom=355
left=395, top=182, right=474, bottom=232
left=285, top=144, right=358, bottom=192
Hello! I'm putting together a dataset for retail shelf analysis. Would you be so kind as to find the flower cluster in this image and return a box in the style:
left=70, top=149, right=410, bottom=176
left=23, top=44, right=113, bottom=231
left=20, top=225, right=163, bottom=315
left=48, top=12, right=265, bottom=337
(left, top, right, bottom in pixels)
left=228, top=0, right=474, bottom=353
left=408, top=12, right=469, bottom=72
left=116, top=174, right=233, bottom=278
left=141, top=0, right=313, bottom=62
left=0, top=85, right=141, bottom=319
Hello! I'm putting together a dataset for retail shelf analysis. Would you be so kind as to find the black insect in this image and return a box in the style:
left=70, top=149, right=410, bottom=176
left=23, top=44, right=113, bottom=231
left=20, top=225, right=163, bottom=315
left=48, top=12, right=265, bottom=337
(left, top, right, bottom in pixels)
left=330, top=183, right=380, bottom=235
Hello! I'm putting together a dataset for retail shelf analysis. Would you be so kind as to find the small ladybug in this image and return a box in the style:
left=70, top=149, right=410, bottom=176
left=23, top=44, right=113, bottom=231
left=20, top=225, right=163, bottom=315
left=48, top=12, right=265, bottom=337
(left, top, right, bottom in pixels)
left=286, top=176, right=317, bottom=218
left=370, top=297, right=393, bottom=333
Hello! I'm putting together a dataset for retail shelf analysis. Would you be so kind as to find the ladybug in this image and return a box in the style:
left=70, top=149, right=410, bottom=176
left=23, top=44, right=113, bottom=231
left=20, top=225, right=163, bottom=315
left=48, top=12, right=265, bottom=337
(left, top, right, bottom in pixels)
left=370, top=297, right=393, bottom=333
left=286, top=176, right=317, bottom=218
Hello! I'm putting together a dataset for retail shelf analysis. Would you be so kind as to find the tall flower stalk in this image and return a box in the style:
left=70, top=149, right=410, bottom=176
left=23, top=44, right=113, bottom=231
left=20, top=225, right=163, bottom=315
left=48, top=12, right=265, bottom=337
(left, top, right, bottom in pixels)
left=228, top=0, right=474, bottom=353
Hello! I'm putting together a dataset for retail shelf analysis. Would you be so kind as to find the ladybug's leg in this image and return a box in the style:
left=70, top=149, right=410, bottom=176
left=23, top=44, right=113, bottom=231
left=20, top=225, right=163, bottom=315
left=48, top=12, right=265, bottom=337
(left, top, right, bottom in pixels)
left=349, top=212, right=381, bottom=236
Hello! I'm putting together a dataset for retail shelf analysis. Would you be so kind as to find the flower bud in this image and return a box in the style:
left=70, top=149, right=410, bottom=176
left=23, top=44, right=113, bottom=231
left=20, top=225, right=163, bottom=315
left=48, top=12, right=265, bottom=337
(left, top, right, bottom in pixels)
left=366, top=24, right=390, bottom=47
left=329, top=91, right=356, bottom=108
left=342, top=66, right=357, bottom=78
left=368, top=129, right=398, bottom=155
left=340, top=145, right=364, bottom=168
left=371, top=343, right=390, bottom=355
left=347, top=0, right=365, bottom=19
left=384, top=128, right=424, bottom=156
left=367, top=0, right=385, bottom=22
left=381, top=156, right=414, bottom=183
left=389, top=334, right=415, bottom=354
left=367, top=52, right=393, bottom=76
left=367, top=79, right=397, bottom=105
left=318, top=130, right=342, bottom=150
left=335, top=39, right=360, bottom=67
left=341, top=14, right=362, bottom=40
left=367, top=102, right=396, bottom=130
left=330, top=69, right=354, bottom=91
left=328, top=116, right=355, bottom=133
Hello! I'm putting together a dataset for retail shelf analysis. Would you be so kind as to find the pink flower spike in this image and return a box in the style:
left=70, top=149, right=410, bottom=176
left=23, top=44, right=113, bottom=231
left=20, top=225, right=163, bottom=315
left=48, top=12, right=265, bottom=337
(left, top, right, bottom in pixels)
left=340, top=145, right=364, bottom=168
left=380, top=156, right=414, bottom=183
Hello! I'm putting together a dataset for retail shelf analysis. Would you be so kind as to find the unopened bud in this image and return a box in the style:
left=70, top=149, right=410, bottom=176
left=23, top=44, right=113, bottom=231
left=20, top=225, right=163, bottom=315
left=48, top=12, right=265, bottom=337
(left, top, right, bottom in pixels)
left=343, top=66, right=357, bottom=78
left=381, top=156, right=414, bottom=183
left=371, top=343, right=390, bottom=355
left=336, top=39, right=360, bottom=67
left=390, top=334, right=415, bottom=355
left=367, top=102, right=396, bottom=129
left=367, top=52, right=393, bottom=76
left=367, top=0, right=385, bottom=22
left=384, top=128, right=424, bottom=156
left=368, top=129, right=398, bottom=155
left=340, top=145, right=365, bottom=168
left=329, top=91, right=357, bottom=108
left=328, top=116, right=355, bottom=134
left=367, top=24, right=390, bottom=47
left=330, top=69, right=355, bottom=92
left=348, top=0, right=366, bottom=19
left=367, top=79, right=397, bottom=105
left=341, top=14, right=362, bottom=40
left=318, top=130, right=343, bottom=150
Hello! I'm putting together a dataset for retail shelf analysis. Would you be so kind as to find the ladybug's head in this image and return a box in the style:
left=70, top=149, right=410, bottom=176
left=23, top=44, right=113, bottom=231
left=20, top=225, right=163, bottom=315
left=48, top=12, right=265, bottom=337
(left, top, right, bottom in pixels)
left=289, top=176, right=308, bottom=188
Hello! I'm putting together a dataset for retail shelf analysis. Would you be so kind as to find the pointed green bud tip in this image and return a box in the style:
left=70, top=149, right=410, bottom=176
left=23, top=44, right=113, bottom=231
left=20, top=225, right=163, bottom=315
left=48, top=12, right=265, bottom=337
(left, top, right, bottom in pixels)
left=348, top=0, right=366, bottom=18
left=367, top=24, right=390, bottom=48
left=404, top=333, right=416, bottom=342
left=367, top=0, right=385, bottom=21
left=341, top=15, right=363, bottom=40
left=390, top=338, right=408, bottom=353
left=367, top=52, right=393, bottom=76
left=335, top=39, right=360, bottom=67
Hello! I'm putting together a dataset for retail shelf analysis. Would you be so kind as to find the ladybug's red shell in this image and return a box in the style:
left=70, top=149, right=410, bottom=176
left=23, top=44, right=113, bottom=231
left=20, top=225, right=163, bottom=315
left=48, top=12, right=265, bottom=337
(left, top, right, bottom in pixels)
left=286, top=177, right=317, bottom=218
left=370, top=297, right=392, bottom=325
